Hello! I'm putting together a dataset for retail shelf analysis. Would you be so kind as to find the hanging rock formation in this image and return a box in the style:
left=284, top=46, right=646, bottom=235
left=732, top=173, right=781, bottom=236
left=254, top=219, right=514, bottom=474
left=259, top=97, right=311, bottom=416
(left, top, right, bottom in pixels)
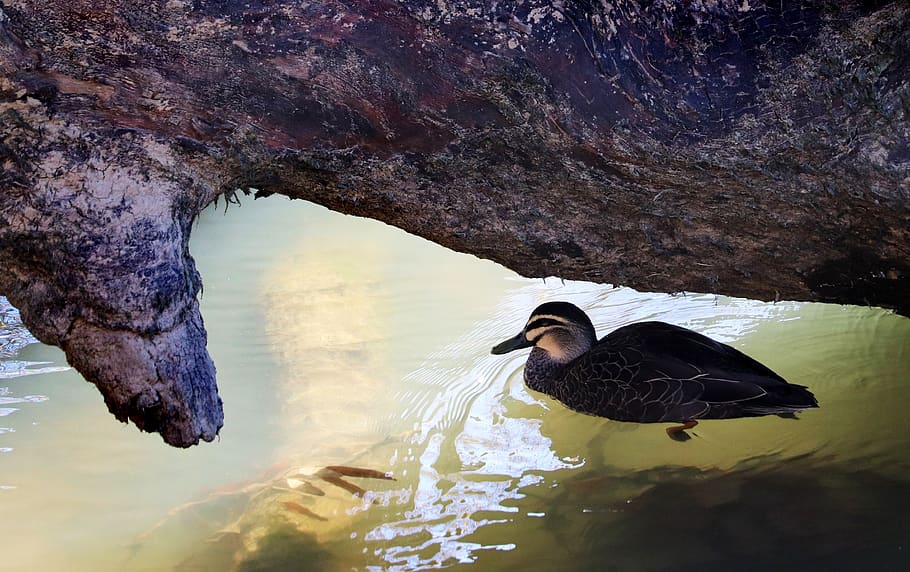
left=1, top=1, right=907, bottom=446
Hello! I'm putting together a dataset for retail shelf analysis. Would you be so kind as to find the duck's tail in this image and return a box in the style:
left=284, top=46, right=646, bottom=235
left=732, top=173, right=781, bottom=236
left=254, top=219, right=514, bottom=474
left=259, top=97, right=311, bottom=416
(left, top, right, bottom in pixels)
left=746, top=383, right=819, bottom=415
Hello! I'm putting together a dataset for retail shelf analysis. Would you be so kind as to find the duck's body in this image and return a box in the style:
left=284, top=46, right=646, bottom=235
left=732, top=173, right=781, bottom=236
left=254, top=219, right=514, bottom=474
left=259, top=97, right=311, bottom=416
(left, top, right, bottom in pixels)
left=492, top=302, right=818, bottom=440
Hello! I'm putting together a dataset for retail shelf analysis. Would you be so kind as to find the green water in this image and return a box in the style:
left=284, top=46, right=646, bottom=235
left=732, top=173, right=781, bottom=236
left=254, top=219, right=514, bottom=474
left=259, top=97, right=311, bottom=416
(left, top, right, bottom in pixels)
left=1, top=197, right=908, bottom=571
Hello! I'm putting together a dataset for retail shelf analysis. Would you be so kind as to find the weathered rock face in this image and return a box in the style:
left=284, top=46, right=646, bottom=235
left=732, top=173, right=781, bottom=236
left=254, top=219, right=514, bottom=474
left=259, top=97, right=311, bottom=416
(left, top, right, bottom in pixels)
left=1, top=1, right=908, bottom=446
left=0, top=96, right=225, bottom=444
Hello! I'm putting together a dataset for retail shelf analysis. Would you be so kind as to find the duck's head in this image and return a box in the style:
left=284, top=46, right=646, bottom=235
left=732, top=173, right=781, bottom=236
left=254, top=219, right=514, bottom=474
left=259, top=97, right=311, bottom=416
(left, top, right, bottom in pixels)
left=491, top=301, right=597, bottom=364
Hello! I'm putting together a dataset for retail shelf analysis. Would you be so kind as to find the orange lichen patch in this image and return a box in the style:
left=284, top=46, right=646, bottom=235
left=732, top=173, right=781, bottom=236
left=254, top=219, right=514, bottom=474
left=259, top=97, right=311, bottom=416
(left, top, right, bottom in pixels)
left=47, top=72, right=115, bottom=100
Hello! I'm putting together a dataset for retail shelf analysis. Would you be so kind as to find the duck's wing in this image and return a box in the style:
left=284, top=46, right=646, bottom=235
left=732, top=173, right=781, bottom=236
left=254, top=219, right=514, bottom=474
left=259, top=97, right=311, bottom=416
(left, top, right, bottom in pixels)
left=586, top=322, right=805, bottom=416
left=597, top=321, right=791, bottom=387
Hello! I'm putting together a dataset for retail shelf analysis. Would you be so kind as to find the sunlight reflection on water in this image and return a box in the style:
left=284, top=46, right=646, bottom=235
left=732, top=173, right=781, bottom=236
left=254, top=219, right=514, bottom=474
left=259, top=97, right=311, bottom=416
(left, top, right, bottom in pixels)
left=1, top=197, right=909, bottom=571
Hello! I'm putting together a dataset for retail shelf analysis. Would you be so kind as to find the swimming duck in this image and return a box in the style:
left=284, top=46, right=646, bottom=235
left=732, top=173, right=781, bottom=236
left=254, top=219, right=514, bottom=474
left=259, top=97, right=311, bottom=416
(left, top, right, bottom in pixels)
left=491, top=301, right=818, bottom=440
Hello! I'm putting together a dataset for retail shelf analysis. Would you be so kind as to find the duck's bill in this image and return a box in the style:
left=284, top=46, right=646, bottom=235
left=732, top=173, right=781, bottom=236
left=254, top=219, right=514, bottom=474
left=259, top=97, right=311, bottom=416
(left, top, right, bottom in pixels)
left=491, top=332, right=533, bottom=355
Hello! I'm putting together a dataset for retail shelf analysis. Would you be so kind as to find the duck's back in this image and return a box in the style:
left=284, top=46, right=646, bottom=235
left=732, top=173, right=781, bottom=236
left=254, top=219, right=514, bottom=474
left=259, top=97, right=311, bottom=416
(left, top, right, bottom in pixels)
left=548, top=321, right=817, bottom=423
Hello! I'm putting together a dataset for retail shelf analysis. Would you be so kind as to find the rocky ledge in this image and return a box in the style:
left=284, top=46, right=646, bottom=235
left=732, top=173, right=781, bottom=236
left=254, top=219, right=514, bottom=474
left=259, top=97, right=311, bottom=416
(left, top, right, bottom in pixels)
left=1, top=1, right=907, bottom=446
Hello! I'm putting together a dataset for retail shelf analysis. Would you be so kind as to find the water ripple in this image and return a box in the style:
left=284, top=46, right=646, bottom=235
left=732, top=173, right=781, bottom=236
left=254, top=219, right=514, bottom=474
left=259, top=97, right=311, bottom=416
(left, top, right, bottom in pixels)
left=0, top=395, right=49, bottom=405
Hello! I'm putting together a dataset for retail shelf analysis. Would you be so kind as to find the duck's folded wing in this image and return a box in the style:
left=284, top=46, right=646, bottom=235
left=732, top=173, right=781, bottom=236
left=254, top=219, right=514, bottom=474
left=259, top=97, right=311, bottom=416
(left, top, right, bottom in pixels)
left=576, top=322, right=816, bottom=421
left=599, top=321, right=791, bottom=385
left=688, top=374, right=768, bottom=403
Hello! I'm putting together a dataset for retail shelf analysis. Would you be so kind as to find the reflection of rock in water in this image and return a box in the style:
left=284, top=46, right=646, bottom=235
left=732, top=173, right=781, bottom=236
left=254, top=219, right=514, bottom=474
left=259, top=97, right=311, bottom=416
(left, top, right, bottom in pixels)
left=177, top=524, right=337, bottom=572
left=546, top=457, right=910, bottom=572
left=233, top=525, right=338, bottom=572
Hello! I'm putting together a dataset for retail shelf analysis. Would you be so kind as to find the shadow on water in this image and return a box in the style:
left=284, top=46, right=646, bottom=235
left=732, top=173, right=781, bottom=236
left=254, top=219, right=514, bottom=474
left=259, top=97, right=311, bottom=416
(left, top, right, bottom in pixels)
left=502, top=456, right=910, bottom=572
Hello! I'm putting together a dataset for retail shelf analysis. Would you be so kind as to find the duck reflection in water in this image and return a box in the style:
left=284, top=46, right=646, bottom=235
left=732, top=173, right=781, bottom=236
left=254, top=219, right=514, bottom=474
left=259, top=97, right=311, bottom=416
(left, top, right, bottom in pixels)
left=492, top=301, right=818, bottom=441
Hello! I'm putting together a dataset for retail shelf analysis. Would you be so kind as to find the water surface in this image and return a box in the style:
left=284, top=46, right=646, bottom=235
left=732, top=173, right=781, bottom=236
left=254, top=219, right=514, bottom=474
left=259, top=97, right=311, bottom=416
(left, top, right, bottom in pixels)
left=1, top=197, right=908, bottom=571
